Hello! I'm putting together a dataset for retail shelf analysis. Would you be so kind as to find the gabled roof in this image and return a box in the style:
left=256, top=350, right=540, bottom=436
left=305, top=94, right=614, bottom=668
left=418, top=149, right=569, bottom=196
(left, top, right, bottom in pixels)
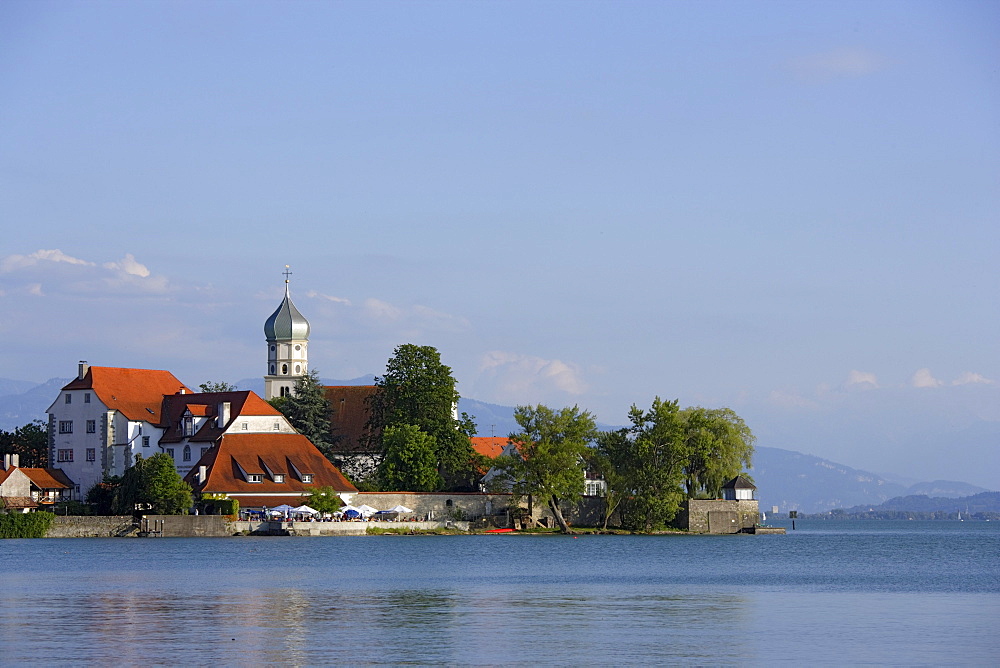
left=1, top=497, right=37, bottom=509
left=185, top=432, right=357, bottom=495
left=60, top=367, right=191, bottom=422
left=723, top=475, right=756, bottom=490
left=158, top=391, right=283, bottom=443
left=323, top=385, right=379, bottom=454
left=20, top=468, right=73, bottom=490
left=470, top=437, right=510, bottom=459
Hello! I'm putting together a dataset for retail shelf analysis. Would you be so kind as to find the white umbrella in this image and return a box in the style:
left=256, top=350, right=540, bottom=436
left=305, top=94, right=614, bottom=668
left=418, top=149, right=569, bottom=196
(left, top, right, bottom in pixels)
left=357, top=504, right=379, bottom=517
left=390, top=505, right=413, bottom=514
left=292, top=505, right=318, bottom=514
left=272, top=504, right=295, bottom=512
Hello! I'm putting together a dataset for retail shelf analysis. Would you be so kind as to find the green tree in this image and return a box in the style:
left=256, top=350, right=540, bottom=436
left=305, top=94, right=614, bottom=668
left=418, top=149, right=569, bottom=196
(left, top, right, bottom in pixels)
left=378, top=424, right=443, bottom=491
left=494, top=404, right=597, bottom=533
left=0, top=420, right=49, bottom=468
left=270, top=369, right=338, bottom=460
left=306, top=486, right=344, bottom=515
left=616, top=398, right=689, bottom=532
left=591, top=428, right=632, bottom=530
left=198, top=381, right=237, bottom=393
left=681, top=407, right=755, bottom=498
left=366, top=344, right=477, bottom=490
left=85, top=475, right=121, bottom=515
left=112, top=453, right=192, bottom=515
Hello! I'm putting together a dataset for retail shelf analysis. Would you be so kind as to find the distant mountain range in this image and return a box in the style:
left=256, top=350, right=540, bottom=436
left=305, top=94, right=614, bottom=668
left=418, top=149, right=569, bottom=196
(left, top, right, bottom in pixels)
left=2, top=376, right=993, bottom=514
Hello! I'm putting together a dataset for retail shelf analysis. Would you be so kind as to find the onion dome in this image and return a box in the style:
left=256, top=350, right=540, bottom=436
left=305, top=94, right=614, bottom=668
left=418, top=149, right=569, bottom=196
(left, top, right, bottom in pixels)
left=264, top=283, right=310, bottom=341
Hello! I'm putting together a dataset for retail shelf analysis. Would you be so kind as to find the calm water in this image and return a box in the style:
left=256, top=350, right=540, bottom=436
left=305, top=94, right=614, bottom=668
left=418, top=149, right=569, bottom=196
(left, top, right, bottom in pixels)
left=2, top=520, right=998, bottom=666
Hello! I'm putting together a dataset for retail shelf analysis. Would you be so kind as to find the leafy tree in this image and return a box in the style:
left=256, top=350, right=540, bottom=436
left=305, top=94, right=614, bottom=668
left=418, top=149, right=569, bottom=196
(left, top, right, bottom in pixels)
left=85, top=475, right=121, bottom=515
left=616, top=398, right=689, bottom=532
left=306, top=486, right=344, bottom=515
left=112, top=453, right=192, bottom=515
left=378, top=424, right=443, bottom=491
left=270, top=369, right=338, bottom=460
left=365, top=344, right=477, bottom=489
left=493, top=404, right=597, bottom=533
left=591, top=428, right=632, bottom=530
left=681, top=407, right=755, bottom=498
left=199, top=381, right=237, bottom=393
left=0, top=420, right=49, bottom=468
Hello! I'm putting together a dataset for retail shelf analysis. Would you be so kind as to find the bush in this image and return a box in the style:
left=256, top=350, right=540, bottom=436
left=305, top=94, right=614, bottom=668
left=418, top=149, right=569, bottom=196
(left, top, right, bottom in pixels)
left=0, top=511, right=55, bottom=539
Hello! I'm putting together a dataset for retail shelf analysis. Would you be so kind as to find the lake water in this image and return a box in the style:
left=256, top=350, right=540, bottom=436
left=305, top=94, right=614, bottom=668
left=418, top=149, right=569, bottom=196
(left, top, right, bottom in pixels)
left=2, top=520, right=998, bottom=665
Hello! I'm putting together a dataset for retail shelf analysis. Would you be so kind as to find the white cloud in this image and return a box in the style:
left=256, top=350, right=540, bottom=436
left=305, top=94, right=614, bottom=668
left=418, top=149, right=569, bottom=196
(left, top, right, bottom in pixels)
left=475, top=350, right=588, bottom=405
left=953, top=372, right=994, bottom=386
left=911, top=368, right=943, bottom=388
left=1, top=249, right=95, bottom=273
left=788, top=46, right=889, bottom=81
left=306, top=290, right=351, bottom=306
left=362, top=298, right=403, bottom=322
left=103, top=253, right=150, bottom=278
left=845, top=370, right=879, bottom=389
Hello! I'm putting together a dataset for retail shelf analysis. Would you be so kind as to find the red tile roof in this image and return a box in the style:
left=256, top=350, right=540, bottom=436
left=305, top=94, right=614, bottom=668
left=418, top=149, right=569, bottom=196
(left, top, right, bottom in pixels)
left=20, top=468, right=73, bottom=490
left=323, top=385, right=379, bottom=454
left=62, top=367, right=191, bottom=422
left=470, top=437, right=510, bottom=459
left=1, top=497, right=37, bottom=509
left=185, top=432, right=357, bottom=496
left=158, top=391, right=283, bottom=443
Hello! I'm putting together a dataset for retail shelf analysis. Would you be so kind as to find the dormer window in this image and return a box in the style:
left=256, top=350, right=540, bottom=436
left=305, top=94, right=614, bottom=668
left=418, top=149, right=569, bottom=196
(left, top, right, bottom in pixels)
left=301, top=474, right=313, bottom=483
left=273, top=474, right=285, bottom=483
left=183, top=416, right=195, bottom=436
left=247, top=474, right=263, bottom=483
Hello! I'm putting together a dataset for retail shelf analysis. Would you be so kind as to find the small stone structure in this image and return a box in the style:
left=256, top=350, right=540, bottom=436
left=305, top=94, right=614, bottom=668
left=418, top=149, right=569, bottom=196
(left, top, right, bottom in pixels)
left=676, top=499, right=760, bottom=534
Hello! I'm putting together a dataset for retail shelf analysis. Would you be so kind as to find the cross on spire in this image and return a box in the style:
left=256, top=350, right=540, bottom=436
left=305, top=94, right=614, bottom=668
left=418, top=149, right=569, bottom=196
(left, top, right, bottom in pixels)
left=283, top=265, right=292, bottom=283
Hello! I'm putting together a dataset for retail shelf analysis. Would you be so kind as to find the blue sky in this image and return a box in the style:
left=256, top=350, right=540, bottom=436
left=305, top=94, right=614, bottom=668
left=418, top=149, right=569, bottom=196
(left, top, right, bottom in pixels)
left=2, top=1, right=998, bottom=487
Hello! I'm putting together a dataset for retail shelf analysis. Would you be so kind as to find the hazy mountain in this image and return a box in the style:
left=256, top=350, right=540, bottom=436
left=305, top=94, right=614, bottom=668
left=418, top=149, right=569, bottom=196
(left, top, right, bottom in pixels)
left=836, top=491, right=1000, bottom=515
left=0, top=377, right=71, bottom=429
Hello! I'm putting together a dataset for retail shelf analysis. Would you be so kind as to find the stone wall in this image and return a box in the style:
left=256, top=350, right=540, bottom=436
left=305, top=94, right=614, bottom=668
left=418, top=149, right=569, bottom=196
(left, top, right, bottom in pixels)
left=47, top=515, right=136, bottom=537
left=353, top=492, right=514, bottom=520
left=139, top=515, right=232, bottom=537
left=677, top=499, right=759, bottom=534
left=231, top=519, right=470, bottom=536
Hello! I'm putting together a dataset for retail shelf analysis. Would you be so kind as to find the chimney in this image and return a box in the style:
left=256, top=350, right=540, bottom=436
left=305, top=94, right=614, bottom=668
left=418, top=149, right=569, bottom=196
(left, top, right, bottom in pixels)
left=2, top=454, right=9, bottom=470
left=198, top=465, right=207, bottom=485
left=78, top=361, right=89, bottom=380
left=179, top=387, right=186, bottom=395
left=217, top=402, right=231, bottom=428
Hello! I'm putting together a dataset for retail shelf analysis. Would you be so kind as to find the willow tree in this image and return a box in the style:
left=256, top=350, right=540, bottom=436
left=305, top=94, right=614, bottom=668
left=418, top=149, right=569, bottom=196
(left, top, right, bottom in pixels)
left=681, top=407, right=755, bottom=498
left=494, top=404, right=597, bottom=533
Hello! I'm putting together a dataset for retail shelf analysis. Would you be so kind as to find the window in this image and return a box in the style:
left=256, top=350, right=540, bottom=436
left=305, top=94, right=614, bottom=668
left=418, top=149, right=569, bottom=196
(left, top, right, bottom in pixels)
left=273, top=474, right=285, bottom=483
left=57, top=449, right=74, bottom=462
left=270, top=345, right=275, bottom=352
left=166, top=448, right=175, bottom=459
left=270, top=364, right=275, bottom=374
left=280, top=386, right=290, bottom=397
left=59, top=421, right=73, bottom=434
left=86, top=420, right=96, bottom=434
left=301, top=474, right=312, bottom=483
left=201, top=447, right=209, bottom=457
left=446, top=499, right=453, bottom=507
left=282, top=363, right=288, bottom=374
left=294, top=364, right=301, bottom=374
left=241, top=422, right=248, bottom=430
left=65, top=393, right=72, bottom=404
left=183, top=445, right=191, bottom=462
left=183, top=416, right=194, bottom=436
left=247, top=474, right=263, bottom=483
left=84, top=393, right=91, bottom=404
left=273, top=422, right=280, bottom=431
left=142, top=436, right=150, bottom=447
left=86, top=448, right=96, bottom=462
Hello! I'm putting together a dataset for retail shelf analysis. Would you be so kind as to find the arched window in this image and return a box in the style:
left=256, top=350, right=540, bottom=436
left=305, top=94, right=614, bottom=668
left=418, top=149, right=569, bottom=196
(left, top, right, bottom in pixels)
left=294, top=364, right=301, bottom=374
left=270, top=364, right=275, bottom=374
left=282, top=364, right=288, bottom=374
left=183, top=445, right=191, bottom=462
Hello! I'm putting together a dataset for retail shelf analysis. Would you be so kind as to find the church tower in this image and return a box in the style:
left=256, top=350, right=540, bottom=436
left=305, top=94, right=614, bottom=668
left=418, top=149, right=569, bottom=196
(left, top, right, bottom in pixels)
left=264, top=266, right=310, bottom=400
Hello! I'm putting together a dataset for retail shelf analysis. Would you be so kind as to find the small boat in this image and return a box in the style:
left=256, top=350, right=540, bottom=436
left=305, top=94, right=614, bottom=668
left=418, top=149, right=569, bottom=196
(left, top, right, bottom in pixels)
left=485, top=528, right=516, bottom=533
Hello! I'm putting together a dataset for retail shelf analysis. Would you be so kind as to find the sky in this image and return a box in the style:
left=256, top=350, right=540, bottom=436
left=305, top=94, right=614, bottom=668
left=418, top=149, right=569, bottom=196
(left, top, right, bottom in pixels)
left=1, top=1, right=998, bottom=487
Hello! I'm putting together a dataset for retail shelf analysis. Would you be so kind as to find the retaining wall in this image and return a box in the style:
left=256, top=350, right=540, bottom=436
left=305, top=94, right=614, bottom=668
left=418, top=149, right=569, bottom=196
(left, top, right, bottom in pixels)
left=46, top=515, right=136, bottom=538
